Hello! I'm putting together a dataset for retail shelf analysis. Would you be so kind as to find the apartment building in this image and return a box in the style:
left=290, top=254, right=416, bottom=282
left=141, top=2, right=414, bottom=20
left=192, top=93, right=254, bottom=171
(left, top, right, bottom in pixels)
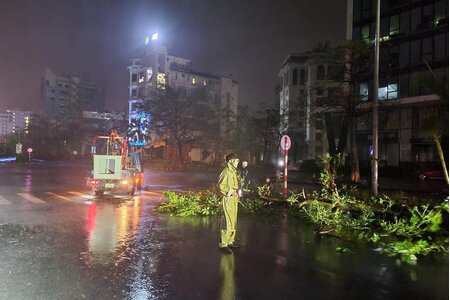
left=0, top=110, right=32, bottom=140
left=41, top=68, right=105, bottom=120
left=352, top=0, right=448, bottom=166
left=280, top=0, right=448, bottom=167
left=127, top=36, right=238, bottom=161
left=279, top=44, right=343, bottom=161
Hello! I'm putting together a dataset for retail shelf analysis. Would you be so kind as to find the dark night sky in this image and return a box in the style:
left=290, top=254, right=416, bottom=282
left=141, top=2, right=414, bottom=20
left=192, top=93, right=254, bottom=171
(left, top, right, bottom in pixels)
left=0, top=0, right=347, bottom=113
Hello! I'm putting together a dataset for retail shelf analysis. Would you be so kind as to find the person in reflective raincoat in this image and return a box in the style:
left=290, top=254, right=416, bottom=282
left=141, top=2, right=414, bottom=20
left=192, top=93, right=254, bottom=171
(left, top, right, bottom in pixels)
left=218, top=153, right=240, bottom=252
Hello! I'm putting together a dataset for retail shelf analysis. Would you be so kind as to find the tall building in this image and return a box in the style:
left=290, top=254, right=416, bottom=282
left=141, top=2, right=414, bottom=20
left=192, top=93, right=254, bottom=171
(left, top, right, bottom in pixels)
left=0, top=112, right=13, bottom=139
left=0, top=110, right=32, bottom=139
left=278, top=44, right=341, bottom=161
left=352, top=0, right=448, bottom=166
left=41, top=68, right=105, bottom=119
left=127, top=36, right=238, bottom=148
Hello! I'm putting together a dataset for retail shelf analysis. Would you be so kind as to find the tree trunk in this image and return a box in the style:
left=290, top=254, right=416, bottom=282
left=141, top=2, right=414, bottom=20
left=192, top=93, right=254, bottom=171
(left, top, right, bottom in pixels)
left=337, top=115, right=349, bottom=154
left=263, top=131, right=268, bottom=163
left=177, top=141, right=183, bottom=164
left=433, top=133, right=449, bottom=185
left=325, top=115, right=337, bottom=156
left=350, top=116, right=360, bottom=182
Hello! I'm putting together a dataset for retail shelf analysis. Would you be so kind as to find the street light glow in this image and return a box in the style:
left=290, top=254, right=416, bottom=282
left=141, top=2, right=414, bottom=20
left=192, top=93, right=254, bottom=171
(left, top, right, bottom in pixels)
left=145, top=33, right=158, bottom=44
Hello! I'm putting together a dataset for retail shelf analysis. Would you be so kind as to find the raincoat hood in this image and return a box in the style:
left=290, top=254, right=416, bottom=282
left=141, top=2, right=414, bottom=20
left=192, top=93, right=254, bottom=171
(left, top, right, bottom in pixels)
left=227, top=158, right=239, bottom=171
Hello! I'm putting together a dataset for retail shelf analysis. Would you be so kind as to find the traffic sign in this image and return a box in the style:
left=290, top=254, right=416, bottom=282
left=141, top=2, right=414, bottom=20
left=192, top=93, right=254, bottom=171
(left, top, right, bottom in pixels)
left=280, top=135, right=291, bottom=151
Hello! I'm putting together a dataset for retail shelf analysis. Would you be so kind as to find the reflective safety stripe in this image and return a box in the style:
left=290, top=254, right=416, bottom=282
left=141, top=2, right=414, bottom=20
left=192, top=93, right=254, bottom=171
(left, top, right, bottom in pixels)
left=17, top=193, right=46, bottom=204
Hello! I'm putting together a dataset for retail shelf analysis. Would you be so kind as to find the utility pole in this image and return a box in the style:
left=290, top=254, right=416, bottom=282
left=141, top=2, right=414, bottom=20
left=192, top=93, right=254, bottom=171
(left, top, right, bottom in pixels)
left=372, top=0, right=380, bottom=196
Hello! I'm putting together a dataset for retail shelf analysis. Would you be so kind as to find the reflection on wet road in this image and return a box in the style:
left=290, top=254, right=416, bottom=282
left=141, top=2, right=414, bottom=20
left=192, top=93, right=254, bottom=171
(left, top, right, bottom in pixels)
left=220, top=253, right=235, bottom=300
left=84, top=199, right=141, bottom=265
left=0, top=162, right=448, bottom=299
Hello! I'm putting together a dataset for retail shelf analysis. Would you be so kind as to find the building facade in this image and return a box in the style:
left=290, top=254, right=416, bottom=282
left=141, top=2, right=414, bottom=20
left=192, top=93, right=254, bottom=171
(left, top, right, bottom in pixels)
left=127, top=37, right=238, bottom=161
left=41, top=68, right=105, bottom=120
left=0, top=110, right=32, bottom=140
left=352, top=0, right=448, bottom=166
left=279, top=45, right=342, bottom=161
left=280, top=1, right=448, bottom=168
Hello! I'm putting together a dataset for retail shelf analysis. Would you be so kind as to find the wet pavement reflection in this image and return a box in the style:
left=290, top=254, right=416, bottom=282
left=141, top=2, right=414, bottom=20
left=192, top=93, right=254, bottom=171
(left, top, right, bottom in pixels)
left=0, top=196, right=447, bottom=300
left=75, top=199, right=449, bottom=299
left=83, top=198, right=141, bottom=265
left=0, top=162, right=448, bottom=299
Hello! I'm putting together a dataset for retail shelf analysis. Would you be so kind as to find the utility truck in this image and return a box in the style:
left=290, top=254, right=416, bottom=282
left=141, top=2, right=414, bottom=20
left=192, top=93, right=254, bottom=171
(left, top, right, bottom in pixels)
left=87, top=130, right=144, bottom=197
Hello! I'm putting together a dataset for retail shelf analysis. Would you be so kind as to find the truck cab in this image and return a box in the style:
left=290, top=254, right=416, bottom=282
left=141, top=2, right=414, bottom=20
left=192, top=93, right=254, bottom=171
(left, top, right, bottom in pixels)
left=87, top=131, right=144, bottom=197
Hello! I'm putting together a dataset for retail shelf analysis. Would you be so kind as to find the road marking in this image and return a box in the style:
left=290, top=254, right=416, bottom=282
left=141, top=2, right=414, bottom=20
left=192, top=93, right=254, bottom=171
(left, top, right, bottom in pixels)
left=46, top=192, right=71, bottom=201
left=68, top=191, right=95, bottom=200
left=0, top=195, right=11, bottom=205
left=17, top=193, right=46, bottom=204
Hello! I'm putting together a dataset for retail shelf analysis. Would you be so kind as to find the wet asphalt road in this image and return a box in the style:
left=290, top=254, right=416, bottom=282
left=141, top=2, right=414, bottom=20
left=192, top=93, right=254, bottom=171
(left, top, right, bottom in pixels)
left=0, top=161, right=448, bottom=300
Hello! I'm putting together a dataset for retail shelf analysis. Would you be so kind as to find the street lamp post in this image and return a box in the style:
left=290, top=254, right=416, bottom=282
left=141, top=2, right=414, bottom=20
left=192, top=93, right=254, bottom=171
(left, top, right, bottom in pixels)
left=372, top=0, right=381, bottom=196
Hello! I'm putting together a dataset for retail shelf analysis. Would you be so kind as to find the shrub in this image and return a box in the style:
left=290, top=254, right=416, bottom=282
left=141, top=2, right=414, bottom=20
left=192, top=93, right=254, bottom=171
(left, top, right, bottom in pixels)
left=285, top=152, right=449, bottom=264
left=156, top=190, right=221, bottom=216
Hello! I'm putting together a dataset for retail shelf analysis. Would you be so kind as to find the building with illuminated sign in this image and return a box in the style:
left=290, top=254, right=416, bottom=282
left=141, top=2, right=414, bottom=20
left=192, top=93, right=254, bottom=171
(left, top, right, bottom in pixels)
left=127, top=35, right=238, bottom=161
left=0, top=110, right=32, bottom=140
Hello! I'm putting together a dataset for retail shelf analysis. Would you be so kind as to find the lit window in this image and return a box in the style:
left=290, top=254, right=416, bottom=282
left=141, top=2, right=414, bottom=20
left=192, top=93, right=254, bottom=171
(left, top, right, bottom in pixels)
left=360, top=83, right=369, bottom=101
left=388, top=84, right=398, bottom=99
left=138, top=72, right=145, bottom=83
left=390, top=15, right=399, bottom=36
left=361, top=25, right=370, bottom=43
left=157, top=73, right=166, bottom=89
left=378, top=84, right=398, bottom=100
left=146, top=69, right=153, bottom=81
